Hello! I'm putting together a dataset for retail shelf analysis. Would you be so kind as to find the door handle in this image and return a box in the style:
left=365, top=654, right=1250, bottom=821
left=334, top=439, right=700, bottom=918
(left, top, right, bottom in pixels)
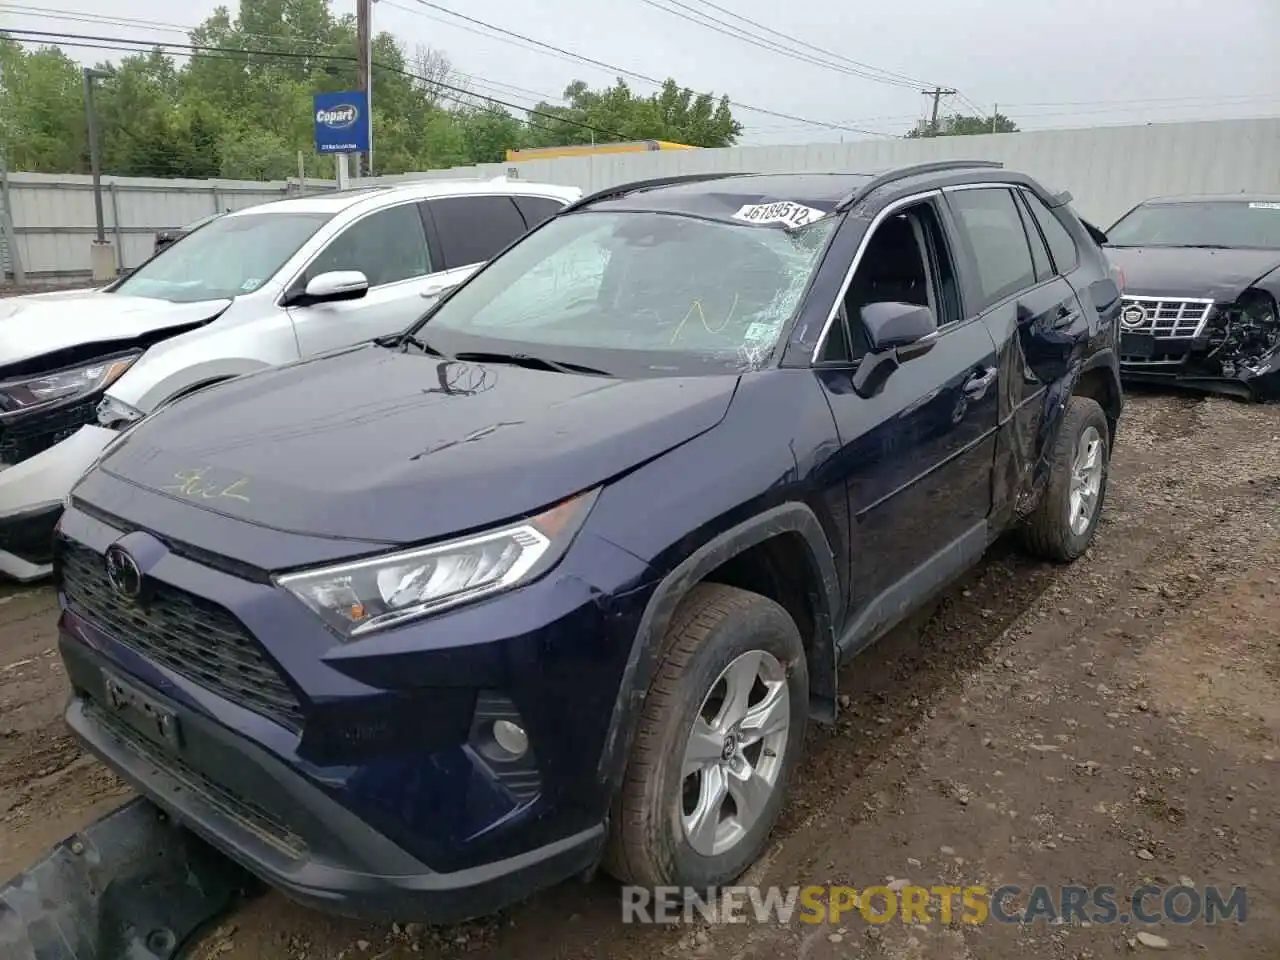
left=962, top=366, right=997, bottom=400
left=1053, top=304, right=1082, bottom=329
left=420, top=282, right=456, bottom=299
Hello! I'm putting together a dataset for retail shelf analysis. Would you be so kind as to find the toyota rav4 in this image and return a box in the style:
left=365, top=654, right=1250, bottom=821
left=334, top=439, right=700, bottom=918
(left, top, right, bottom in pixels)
left=54, top=162, right=1123, bottom=922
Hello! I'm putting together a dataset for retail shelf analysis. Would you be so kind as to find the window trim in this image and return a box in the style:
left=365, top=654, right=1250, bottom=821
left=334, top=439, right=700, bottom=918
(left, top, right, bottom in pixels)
left=277, top=197, right=435, bottom=303
left=425, top=192, right=572, bottom=272
left=940, top=183, right=1043, bottom=314
left=1014, top=189, right=1055, bottom=282
left=809, top=189, right=941, bottom=365
left=1017, top=186, right=1080, bottom=275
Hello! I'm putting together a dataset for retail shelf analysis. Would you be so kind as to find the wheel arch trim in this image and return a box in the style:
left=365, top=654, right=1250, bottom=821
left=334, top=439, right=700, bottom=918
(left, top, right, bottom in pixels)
left=597, top=502, right=841, bottom=793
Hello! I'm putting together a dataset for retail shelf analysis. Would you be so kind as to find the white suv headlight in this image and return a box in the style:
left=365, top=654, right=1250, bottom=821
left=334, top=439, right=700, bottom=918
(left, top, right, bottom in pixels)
left=276, top=488, right=599, bottom=639
left=0, top=352, right=140, bottom=421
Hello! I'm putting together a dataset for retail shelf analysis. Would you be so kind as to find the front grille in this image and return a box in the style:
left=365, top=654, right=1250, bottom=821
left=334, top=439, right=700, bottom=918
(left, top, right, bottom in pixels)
left=1120, top=296, right=1214, bottom=339
left=89, top=700, right=306, bottom=858
left=0, top=396, right=99, bottom=465
left=61, top=542, right=305, bottom=732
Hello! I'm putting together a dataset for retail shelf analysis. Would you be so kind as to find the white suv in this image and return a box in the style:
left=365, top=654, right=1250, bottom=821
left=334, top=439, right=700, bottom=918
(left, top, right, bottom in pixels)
left=0, top=178, right=581, bottom=580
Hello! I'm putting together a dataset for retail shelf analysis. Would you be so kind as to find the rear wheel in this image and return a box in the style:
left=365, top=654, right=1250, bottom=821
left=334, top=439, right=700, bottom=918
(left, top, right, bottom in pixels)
left=603, top=583, right=808, bottom=888
left=1022, top=395, right=1111, bottom=562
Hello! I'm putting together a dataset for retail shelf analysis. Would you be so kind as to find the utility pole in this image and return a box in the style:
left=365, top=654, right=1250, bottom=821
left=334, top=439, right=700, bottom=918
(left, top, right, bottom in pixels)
left=357, top=0, right=373, bottom=177
left=921, top=86, right=956, bottom=137
left=83, top=68, right=107, bottom=243
left=83, top=67, right=115, bottom=281
left=991, top=104, right=998, bottom=134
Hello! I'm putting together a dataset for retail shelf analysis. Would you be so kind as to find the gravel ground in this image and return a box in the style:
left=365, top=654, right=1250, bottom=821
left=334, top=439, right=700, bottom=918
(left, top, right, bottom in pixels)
left=2, top=391, right=1278, bottom=960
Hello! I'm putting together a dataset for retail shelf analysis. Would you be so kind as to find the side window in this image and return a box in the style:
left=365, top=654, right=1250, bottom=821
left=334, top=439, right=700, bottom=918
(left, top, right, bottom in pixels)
left=823, top=199, right=960, bottom=362
left=307, top=203, right=431, bottom=288
left=513, top=195, right=566, bottom=229
left=1022, top=190, right=1081, bottom=274
left=430, top=196, right=529, bottom=270
left=1015, top=192, right=1054, bottom=282
left=947, top=187, right=1038, bottom=310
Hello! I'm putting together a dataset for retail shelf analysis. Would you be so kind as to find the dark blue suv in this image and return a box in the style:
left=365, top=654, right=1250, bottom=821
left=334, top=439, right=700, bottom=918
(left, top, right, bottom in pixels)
left=53, top=162, right=1123, bottom=922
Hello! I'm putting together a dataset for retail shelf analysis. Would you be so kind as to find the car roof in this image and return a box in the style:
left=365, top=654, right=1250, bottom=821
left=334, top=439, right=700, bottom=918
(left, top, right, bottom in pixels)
left=577, top=164, right=1023, bottom=226
left=586, top=172, right=875, bottom=224
left=1138, top=193, right=1280, bottom=205
left=225, top=178, right=581, bottom=218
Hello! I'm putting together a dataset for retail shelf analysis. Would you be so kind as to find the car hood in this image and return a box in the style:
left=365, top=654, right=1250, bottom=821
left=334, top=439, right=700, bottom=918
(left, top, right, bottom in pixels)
left=0, top=290, right=231, bottom=368
left=98, top=344, right=739, bottom=545
left=1105, top=246, right=1280, bottom=302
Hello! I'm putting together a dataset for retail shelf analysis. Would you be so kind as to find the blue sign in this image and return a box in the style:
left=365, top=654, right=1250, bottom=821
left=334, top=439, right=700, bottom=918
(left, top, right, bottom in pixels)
left=314, top=90, right=369, bottom=154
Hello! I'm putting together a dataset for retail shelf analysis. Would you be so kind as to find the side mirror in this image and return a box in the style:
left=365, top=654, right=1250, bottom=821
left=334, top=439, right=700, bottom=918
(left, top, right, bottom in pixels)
left=861, top=301, right=936, bottom=352
left=289, top=270, right=370, bottom=307
left=851, top=301, right=938, bottom=399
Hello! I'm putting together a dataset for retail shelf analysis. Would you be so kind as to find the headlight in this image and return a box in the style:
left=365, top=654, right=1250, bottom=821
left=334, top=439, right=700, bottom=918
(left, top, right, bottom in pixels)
left=0, top=353, right=139, bottom=421
left=276, top=488, right=599, bottom=638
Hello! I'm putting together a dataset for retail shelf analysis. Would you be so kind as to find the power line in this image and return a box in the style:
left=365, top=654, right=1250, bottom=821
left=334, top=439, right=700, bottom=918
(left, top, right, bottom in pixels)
left=634, top=0, right=921, bottom=90
left=0, top=27, right=629, bottom=140
left=0, top=2, right=566, bottom=106
left=399, top=0, right=893, bottom=137
left=676, top=0, right=938, bottom=89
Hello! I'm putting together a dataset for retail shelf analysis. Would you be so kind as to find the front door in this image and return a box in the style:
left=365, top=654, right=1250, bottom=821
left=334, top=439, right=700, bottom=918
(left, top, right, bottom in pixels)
left=287, top=200, right=443, bottom=355
left=814, top=195, right=999, bottom=653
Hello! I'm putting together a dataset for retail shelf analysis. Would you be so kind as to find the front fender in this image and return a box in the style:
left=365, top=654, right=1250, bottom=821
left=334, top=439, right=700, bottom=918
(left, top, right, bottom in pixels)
left=597, top=502, right=841, bottom=793
left=108, top=356, right=275, bottom=414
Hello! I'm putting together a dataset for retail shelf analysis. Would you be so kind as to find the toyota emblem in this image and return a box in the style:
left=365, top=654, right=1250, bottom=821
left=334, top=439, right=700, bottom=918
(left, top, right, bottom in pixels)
left=104, top=544, right=143, bottom=599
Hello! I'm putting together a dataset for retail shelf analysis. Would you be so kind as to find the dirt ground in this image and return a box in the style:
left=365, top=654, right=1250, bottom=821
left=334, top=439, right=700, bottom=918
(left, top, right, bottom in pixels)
left=2, top=392, right=1278, bottom=960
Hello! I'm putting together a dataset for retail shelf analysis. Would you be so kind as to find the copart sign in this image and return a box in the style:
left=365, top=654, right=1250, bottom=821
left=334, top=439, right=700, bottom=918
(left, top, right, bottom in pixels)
left=313, top=89, right=369, bottom=154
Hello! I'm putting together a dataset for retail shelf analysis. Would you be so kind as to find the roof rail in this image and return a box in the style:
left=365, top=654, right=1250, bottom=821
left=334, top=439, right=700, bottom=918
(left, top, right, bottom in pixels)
left=563, top=172, right=753, bottom=213
left=836, top=159, right=1004, bottom=210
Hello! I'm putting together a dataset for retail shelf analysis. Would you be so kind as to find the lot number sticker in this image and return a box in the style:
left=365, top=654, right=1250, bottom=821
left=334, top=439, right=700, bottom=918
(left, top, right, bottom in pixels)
left=732, top=201, right=827, bottom=229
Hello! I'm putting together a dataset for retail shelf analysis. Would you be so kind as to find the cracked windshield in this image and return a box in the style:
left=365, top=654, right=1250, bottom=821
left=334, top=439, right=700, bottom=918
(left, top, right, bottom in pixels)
left=425, top=210, right=835, bottom=368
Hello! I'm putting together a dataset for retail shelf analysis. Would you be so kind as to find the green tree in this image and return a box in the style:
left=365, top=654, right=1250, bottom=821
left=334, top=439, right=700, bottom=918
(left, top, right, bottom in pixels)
left=0, top=38, right=85, bottom=173
left=525, top=78, right=741, bottom=149
left=906, top=112, right=1018, bottom=138
left=0, top=0, right=742, bottom=178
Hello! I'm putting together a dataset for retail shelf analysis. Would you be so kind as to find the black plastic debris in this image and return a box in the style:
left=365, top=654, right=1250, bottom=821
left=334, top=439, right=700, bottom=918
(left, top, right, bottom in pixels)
left=0, top=797, right=259, bottom=960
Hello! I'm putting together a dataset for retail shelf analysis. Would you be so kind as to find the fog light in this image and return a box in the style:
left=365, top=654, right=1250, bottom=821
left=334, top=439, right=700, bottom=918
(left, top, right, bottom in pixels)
left=492, top=719, right=529, bottom=757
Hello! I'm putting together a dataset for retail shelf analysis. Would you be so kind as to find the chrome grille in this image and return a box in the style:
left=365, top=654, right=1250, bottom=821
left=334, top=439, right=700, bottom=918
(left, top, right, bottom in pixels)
left=1119, top=296, right=1214, bottom=339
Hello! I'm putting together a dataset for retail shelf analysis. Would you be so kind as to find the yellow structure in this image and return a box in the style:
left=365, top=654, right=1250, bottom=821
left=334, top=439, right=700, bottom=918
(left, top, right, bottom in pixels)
left=506, top=140, right=696, bottom=162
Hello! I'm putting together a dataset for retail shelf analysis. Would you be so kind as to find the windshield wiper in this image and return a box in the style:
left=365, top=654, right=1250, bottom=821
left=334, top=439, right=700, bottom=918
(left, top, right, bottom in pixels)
left=375, top=331, right=447, bottom=357
left=452, top=351, right=612, bottom=377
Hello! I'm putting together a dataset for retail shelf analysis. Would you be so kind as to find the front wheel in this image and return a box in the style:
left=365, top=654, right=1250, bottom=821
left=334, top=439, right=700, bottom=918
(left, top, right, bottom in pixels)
left=603, top=583, right=809, bottom=889
left=1022, top=395, right=1111, bottom=562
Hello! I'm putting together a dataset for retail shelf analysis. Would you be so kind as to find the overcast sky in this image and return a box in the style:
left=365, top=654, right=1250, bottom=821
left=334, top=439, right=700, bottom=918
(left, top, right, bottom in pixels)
left=4, top=0, right=1278, bottom=144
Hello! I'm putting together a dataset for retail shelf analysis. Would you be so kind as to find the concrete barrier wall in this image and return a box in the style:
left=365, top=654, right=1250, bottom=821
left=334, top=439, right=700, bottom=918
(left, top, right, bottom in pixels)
left=4, top=117, right=1278, bottom=278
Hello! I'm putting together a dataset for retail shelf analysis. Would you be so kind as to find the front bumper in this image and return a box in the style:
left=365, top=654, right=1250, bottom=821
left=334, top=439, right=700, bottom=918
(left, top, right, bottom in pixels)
left=1119, top=354, right=1280, bottom=402
left=0, top=425, right=115, bottom=580
left=60, top=635, right=605, bottom=923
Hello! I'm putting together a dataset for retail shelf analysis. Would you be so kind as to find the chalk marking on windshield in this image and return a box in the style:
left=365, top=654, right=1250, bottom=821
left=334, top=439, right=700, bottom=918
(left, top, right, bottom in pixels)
left=731, top=201, right=827, bottom=230
left=1248, top=202, right=1280, bottom=211
left=669, top=294, right=740, bottom=344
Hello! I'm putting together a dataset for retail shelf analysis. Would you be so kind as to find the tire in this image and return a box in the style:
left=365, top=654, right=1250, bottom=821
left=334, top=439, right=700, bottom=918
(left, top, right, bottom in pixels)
left=1021, top=395, right=1111, bottom=562
left=603, top=582, right=809, bottom=889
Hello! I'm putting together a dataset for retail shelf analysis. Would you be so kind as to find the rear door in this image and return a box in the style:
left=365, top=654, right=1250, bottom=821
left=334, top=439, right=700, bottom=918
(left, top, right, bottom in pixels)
left=287, top=200, right=441, bottom=355
left=942, top=184, right=1085, bottom=521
